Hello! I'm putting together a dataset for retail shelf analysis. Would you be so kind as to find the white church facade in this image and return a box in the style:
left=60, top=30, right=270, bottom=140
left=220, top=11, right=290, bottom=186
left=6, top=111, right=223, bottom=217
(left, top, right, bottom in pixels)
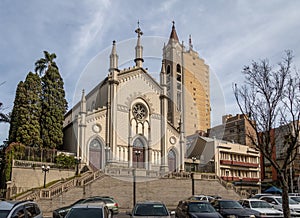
left=63, top=23, right=210, bottom=174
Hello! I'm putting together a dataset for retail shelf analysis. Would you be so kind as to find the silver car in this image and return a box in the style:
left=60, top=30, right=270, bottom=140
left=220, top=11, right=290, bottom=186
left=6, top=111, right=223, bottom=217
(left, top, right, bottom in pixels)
left=240, top=199, right=283, bottom=217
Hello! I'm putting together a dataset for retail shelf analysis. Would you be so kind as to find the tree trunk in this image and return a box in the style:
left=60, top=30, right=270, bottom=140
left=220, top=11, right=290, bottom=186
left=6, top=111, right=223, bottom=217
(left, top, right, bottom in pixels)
left=279, top=171, right=290, bottom=218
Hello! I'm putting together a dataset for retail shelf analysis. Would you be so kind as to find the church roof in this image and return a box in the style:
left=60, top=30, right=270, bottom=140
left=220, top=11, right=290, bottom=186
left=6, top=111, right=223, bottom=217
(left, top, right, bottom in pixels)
left=169, top=21, right=179, bottom=42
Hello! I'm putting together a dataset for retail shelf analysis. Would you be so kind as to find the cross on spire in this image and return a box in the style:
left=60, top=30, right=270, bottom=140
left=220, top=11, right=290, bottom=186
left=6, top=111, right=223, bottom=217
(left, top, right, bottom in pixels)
left=135, top=20, right=143, bottom=37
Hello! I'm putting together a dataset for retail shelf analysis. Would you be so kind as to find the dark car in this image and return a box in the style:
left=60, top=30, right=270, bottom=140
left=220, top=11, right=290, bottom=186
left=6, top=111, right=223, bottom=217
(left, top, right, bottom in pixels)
left=53, top=196, right=119, bottom=218
left=211, top=199, right=256, bottom=218
left=175, top=199, right=222, bottom=218
left=64, top=203, right=111, bottom=218
left=126, top=201, right=174, bottom=218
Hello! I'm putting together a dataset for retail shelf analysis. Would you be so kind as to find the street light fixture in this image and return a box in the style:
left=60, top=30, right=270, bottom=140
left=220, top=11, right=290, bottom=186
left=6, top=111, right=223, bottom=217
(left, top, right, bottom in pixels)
left=192, top=157, right=197, bottom=172
left=42, top=165, right=50, bottom=188
left=134, top=150, right=141, bottom=168
left=75, top=156, right=81, bottom=176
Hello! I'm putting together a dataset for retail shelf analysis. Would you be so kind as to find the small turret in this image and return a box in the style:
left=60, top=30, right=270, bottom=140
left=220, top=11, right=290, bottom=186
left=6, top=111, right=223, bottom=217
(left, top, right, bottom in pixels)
left=80, top=89, right=86, bottom=114
left=134, top=21, right=144, bottom=67
left=109, top=40, right=118, bottom=71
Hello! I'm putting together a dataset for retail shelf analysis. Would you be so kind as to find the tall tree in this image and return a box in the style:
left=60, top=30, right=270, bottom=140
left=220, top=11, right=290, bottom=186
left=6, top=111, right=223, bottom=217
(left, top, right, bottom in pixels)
left=35, top=51, right=58, bottom=76
left=233, top=51, right=300, bottom=218
left=8, top=81, right=26, bottom=144
left=15, top=72, right=42, bottom=146
left=35, top=51, right=68, bottom=149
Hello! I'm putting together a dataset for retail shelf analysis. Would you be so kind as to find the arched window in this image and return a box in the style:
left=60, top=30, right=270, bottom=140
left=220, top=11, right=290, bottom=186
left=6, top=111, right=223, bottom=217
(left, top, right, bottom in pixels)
left=176, top=64, right=181, bottom=82
left=91, top=101, right=95, bottom=110
left=176, top=64, right=181, bottom=73
left=89, top=139, right=103, bottom=170
left=168, top=149, right=177, bottom=172
left=167, top=65, right=171, bottom=74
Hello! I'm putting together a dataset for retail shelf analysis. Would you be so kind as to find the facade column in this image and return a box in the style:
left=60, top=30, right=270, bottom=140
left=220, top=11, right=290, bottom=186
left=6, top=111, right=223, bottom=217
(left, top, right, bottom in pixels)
left=108, top=40, right=119, bottom=165
left=79, top=90, right=87, bottom=164
left=128, top=113, right=133, bottom=168
left=160, top=60, right=169, bottom=174
left=147, top=118, right=152, bottom=170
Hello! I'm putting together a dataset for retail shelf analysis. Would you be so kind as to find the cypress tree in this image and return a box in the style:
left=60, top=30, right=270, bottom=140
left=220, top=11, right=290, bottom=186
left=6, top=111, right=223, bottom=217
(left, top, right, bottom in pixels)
left=17, top=72, right=42, bottom=146
left=35, top=51, right=67, bottom=149
left=8, top=81, right=25, bottom=144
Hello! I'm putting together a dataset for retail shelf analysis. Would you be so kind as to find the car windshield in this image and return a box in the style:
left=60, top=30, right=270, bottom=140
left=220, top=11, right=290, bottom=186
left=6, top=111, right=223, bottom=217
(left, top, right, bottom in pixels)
left=66, top=208, right=103, bottom=218
left=220, top=201, right=243, bottom=209
left=250, top=201, right=272, bottom=208
left=291, top=197, right=300, bottom=202
left=134, top=204, right=169, bottom=216
left=273, top=197, right=298, bottom=205
left=189, top=203, right=216, bottom=213
left=0, top=210, right=10, bottom=218
left=289, top=198, right=299, bottom=204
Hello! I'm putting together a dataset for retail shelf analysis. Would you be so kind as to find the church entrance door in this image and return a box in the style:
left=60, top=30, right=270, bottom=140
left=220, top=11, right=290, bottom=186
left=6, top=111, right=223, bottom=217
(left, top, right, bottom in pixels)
left=133, top=147, right=144, bottom=168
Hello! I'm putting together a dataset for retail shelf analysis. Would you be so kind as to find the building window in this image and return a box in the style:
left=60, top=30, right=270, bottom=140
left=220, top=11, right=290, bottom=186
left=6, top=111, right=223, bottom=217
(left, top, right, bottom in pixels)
left=167, top=65, right=171, bottom=74
left=176, top=64, right=181, bottom=73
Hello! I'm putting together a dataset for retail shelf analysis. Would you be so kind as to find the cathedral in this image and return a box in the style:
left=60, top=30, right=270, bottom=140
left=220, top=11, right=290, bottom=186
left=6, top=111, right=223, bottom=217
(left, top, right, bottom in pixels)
left=63, top=23, right=210, bottom=174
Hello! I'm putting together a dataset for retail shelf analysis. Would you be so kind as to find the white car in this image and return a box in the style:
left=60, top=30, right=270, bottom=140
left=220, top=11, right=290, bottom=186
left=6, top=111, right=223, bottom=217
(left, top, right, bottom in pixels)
left=240, top=199, right=283, bottom=217
left=0, top=200, right=43, bottom=218
left=260, top=196, right=300, bottom=217
left=187, top=195, right=210, bottom=202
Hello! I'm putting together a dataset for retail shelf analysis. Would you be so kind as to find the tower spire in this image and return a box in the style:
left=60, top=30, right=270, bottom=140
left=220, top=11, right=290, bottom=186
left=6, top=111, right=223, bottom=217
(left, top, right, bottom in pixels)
left=134, top=20, right=144, bottom=67
left=169, top=21, right=179, bottom=42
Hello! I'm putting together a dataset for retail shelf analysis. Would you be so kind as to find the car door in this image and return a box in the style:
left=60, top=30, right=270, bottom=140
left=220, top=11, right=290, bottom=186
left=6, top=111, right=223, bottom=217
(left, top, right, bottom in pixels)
left=11, top=205, right=25, bottom=218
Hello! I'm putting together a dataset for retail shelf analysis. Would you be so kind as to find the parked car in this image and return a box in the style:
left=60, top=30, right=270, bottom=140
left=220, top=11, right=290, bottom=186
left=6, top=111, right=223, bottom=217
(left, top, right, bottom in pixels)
left=127, top=201, right=174, bottom=218
left=249, top=193, right=272, bottom=199
left=187, top=195, right=210, bottom=202
left=53, top=196, right=119, bottom=218
left=175, top=199, right=222, bottom=218
left=260, top=195, right=300, bottom=217
left=64, top=203, right=111, bottom=218
left=211, top=199, right=256, bottom=218
left=0, top=200, right=43, bottom=218
left=239, top=198, right=283, bottom=217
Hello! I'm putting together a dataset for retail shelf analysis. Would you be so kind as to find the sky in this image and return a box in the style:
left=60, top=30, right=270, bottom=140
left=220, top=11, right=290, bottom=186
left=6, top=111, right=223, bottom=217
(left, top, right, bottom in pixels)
left=1, top=0, right=300, bottom=144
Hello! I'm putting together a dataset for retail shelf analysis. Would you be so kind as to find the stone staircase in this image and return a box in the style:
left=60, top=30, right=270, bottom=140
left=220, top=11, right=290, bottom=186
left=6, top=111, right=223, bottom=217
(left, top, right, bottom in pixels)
left=35, top=172, right=241, bottom=217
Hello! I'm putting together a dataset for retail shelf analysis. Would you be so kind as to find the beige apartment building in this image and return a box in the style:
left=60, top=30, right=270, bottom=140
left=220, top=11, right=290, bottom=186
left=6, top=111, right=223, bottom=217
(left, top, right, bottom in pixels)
left=186, top=134, right=261, bottom=193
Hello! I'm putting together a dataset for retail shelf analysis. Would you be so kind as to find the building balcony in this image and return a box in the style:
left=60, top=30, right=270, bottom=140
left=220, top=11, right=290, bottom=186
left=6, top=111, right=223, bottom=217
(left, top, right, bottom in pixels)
left=221, top=176, right=259, bottom=183
left=220, top=159, right=259, bottom=168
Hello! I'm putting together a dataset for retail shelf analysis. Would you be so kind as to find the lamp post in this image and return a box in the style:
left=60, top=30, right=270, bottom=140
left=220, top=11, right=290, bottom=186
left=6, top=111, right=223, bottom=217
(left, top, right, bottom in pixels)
left=42, top=165, right=50, bottom=188
left=133, top=150, right=141, bottom=208
left=75, top=156, right=81, bottom=176
left=192, top=157, right=197, bottom=172
left=191, top=172, right=195, bottom=195
left=225, top=169, right=229, bottom=183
